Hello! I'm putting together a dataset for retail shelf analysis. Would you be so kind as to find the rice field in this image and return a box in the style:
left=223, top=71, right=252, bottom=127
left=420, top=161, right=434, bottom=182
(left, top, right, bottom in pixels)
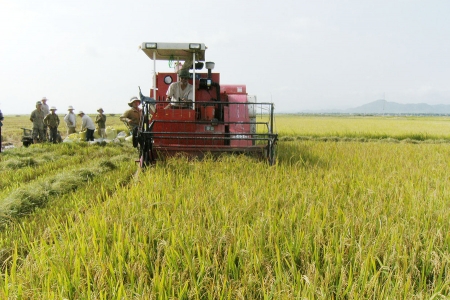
left=0, top=114, right=450, bottom=299
left=276, top=114, right=450, bottom=141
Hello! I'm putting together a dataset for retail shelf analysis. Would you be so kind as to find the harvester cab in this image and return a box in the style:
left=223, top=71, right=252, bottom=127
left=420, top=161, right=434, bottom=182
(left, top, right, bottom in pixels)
left=136, top=42, right=277, bottom=167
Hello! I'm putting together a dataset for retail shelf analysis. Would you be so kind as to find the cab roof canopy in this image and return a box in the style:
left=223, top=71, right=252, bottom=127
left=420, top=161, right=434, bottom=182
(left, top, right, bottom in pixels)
left=140, top=42, right=206, bottom=61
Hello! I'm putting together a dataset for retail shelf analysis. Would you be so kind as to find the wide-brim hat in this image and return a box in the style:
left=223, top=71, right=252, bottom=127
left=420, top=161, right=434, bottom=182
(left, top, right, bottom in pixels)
left=97, top=108, right=104, bottom=112
left=77, top=111, right=84, bottom=115
left=50, top=106, right=57, bottom=110
left=41, top=97, right=47, bottom=101
left=68, top=106, right=74, bottom=110
left=178, top=69, right=190, bottom=78
left=128, top=96, right=141, bottom=107
left=36, top=101, right=42, bottom=105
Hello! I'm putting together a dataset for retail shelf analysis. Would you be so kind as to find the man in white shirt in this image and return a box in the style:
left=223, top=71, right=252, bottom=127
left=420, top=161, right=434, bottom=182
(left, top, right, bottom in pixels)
left=41, top=97, right=50, bottom=139
left=64, top=106, right=77, bottom=135
left=41, top=97, right=50, bottom=115
left=166, top=69, right=193, bottom=109
left=78, top=111, right=96, bottom=141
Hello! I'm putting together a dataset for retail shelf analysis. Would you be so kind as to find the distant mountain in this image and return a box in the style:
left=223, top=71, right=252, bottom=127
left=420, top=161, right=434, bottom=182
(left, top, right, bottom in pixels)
left=346, top=100, right=450, bottom=114
left=301, top=100, right=450, bottom=114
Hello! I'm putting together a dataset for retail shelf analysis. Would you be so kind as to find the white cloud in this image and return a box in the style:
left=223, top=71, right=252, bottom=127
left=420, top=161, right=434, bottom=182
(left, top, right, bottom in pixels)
left=0, top=2, right=38, bottom=41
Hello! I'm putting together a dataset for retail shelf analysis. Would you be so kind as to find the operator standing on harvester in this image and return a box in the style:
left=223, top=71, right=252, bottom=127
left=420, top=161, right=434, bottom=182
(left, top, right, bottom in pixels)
left=165, top=69, right=193, bottom=109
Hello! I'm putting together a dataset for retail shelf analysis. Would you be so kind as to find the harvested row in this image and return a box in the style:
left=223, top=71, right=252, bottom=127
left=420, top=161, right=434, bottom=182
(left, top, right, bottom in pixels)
left=0, top=157, right=137, bottom=298
left=0, top=143, right=135, bottom=197
left=0, top=143, right=136, bottom=227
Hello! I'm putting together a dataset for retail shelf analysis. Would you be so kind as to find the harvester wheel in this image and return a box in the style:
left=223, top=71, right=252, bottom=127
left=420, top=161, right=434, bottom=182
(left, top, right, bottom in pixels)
left=139, top=140, right=155, bottom=168
left=132, top=127, right=139, bottom=148
left=139, top=150, right=149, bottom=168
left=268, top=141, right=277, bottom=166
left=139, top=149, right=156, bottom=168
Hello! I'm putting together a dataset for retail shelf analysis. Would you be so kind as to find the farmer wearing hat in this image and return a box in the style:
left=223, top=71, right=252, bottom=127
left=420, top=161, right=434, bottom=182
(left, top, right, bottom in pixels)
left=30, top=101, right=46, bottom=143
left=41, top=97, right=50, bottom=139
left=41, top=97, right=50, bottom=115
left=43, top=106, right=60, bottom=143
left=165, top=68, right=193, bottom=109
left=64, top=106, right=77, bottom=135
left=120, top=97, right=142, bottom=130
left=78, top=111, right=96, bottom=141
left=95, top=108, right=106, bottom=138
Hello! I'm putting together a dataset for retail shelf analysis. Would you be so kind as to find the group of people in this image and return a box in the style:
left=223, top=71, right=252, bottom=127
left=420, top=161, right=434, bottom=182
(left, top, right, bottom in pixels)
left=30, top=97, right=107, bottom=143
left=3, top=68, right=192, bottom=147
left=29, top=98, right=58, bottom=143
left=64, top=107, right=107, bottom=141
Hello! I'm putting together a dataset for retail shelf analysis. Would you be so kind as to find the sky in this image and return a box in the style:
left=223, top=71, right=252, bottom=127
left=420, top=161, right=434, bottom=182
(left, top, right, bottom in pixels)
left=1, top=0, right=450, bottom=114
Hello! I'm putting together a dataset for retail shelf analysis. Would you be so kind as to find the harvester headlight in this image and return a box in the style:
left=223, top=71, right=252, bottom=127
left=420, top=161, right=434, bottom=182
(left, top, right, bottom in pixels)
left=189, top=43, right=201, bottom=50
left=144, top=42, right=157, bottom=49
left=205, top=62, right=215, bottom=70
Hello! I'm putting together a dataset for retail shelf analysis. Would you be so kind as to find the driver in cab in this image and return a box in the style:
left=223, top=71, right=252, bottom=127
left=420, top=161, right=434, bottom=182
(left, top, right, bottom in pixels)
left=165, top=69, right=193, bottom=109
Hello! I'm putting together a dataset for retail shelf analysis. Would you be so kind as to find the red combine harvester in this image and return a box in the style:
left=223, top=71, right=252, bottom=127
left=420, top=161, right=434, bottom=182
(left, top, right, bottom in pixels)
left=135, top=42, right=277, bottom=167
